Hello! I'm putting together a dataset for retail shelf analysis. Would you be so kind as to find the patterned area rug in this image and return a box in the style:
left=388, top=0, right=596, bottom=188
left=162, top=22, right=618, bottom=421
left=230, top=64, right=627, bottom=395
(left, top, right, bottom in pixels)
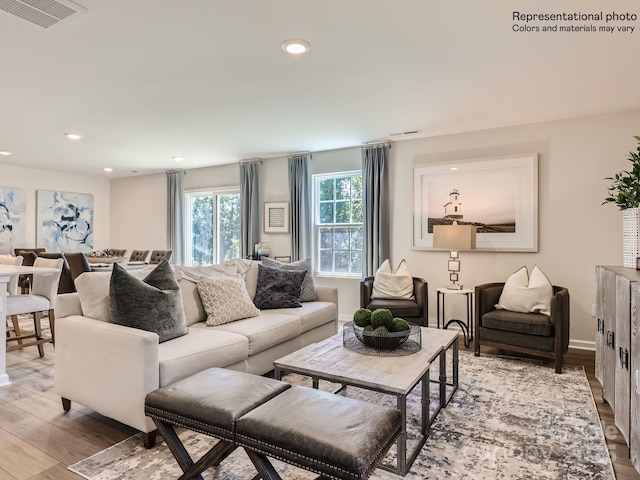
left=68, top=351, right=615, bottom=480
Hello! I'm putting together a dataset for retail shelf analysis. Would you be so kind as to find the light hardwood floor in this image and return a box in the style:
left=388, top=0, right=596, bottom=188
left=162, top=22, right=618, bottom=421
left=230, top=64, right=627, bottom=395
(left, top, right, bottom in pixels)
left=0, top=339, right=637, bottom=479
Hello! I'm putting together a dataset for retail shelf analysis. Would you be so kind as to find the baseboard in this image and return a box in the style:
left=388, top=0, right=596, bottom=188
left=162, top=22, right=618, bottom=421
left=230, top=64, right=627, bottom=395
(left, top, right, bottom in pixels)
left=569, top=339, right=595, bottom=351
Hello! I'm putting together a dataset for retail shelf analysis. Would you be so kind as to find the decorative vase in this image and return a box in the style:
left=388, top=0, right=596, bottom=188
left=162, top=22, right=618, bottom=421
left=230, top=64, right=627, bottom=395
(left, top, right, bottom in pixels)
left=623, top=207, right=640, bottom=268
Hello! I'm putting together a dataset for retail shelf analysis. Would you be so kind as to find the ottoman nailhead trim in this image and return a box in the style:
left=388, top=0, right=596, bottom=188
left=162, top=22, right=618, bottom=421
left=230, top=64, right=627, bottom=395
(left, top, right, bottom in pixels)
left=145, top=406, right=233, bottom=439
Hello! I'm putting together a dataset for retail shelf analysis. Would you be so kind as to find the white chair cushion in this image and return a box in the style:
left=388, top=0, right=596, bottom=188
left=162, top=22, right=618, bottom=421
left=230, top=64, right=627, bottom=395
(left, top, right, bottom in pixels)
left=371, top=259, right=414, bottom=300
left=496, top=265, right=553, bottom=316
left=6, top=294, right=50, bottom=316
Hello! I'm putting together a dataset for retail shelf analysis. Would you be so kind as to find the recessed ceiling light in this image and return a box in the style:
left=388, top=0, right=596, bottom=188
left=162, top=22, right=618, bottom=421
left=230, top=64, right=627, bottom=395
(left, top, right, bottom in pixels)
left=450, top=167, right=459, bottom=171
left=65, top=133, right=83, bottom=140
left=0, top=151, right=12, bottom=156
left=281, top=38, right=311, bottom=55
left=103, top=167, right=113, bottom=172
left=172, top=156, right=184, bottom=162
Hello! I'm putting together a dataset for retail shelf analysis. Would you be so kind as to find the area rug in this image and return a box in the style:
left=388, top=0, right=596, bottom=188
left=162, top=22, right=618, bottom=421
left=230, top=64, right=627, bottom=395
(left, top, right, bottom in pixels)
left=68, top=351, right=615, bottom=479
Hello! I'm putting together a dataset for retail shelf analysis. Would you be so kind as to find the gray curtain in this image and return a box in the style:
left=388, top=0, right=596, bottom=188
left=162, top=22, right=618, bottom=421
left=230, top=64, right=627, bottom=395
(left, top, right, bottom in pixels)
left=288, top=153, right=311, bottom=261
left=240, top=160, right=261, bottom=259
left=166, top=170, right=185, bottom=265
left=362, top=143, right=390, bottom=277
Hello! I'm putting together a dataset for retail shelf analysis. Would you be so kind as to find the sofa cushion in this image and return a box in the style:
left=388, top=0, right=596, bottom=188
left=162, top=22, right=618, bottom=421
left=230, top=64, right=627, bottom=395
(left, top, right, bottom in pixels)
left=261, top=257, right=317, bottom=302
left=109, top=260, right=188, bottom=343
left=482, top=309, right=552, bottom=337
left=198, top=275, right=260, bottom=326
left=371, top=259, right=414, bottom=300
left=208, top=313, right=301, bottom=356
left=496, top=265, right=553, bottom=316
left=253, top=264, right=307, bottom=309
left=260, top=302, right=338, bottom=334
left=157, top=328, right=249, bottom=386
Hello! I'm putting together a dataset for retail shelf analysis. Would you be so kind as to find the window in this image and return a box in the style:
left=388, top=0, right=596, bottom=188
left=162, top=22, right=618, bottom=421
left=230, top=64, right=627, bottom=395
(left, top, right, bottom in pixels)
left=314, top=172, right=363, bottom=276
left=184, top=189, right=240, bottom=266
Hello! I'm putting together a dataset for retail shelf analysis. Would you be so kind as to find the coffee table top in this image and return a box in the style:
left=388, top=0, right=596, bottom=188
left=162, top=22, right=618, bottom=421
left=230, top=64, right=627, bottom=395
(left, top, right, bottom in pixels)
left=274, top=327, right=458, bottom=395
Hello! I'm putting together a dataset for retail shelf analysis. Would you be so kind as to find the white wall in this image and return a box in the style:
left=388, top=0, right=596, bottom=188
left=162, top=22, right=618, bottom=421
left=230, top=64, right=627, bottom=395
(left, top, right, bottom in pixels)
left=0, top=163, right=110, bottom=252
left=109, top=108, right=639, bottom=348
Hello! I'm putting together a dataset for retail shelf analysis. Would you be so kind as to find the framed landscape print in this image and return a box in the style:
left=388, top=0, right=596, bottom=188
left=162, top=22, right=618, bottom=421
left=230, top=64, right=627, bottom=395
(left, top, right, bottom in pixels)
left=0, top=186, right=26, bottom=254
left=412, top=153, right=538, bottom=252
left=37, top=190, right=94, bottom=252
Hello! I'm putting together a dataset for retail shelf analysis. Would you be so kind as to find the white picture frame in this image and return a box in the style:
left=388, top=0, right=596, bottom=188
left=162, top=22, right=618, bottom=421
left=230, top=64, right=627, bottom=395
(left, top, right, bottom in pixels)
left=412, top=153, right=538, bottom=252
left=264, top=202, right=289, bottom=233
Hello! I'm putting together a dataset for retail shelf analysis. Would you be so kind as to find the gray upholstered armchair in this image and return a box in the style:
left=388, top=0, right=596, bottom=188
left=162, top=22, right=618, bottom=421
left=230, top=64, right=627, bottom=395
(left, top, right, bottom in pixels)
left=474, top=283, right=570, bottom=373
left=360, top=277, right=428, bottom=326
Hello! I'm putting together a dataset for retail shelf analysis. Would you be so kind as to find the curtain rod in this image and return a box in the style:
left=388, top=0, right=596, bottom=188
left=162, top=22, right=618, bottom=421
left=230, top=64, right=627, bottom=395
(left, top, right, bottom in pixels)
left=238, top=158, right=263, bottom=165
left=166, top=169, right=186, bottom=175
left=287, top=151, right=312, bottom=159
left=361, top=141, right=391, bottom=149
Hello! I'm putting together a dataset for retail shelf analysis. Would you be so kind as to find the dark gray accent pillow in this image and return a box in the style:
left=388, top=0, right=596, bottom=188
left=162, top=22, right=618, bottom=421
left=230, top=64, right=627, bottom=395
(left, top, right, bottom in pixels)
left=109, top=259, right=188, bottom=343
left=261, top=257, right=317, bottom=302
left=253, top=264, right=307, bottom=309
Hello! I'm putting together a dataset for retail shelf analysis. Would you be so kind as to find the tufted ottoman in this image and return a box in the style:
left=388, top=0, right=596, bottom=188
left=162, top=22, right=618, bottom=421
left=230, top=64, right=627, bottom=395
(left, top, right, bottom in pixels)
left=145, top=367, right=402, bottom=480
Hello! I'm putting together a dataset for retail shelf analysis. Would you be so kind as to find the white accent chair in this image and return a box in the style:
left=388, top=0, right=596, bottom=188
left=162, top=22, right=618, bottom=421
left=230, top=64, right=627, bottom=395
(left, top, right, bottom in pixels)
left=0, top=254, right=23, bottom=295
left=6, top=257, right=63, bottom=357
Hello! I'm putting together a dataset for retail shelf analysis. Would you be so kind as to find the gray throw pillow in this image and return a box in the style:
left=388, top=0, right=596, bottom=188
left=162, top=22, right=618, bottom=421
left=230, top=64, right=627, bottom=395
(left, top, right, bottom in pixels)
left=109, top=260, right=188, bottom=343
left=261, top=257, right=317, bottom=302
left=253, top=264, right=307, bottom=309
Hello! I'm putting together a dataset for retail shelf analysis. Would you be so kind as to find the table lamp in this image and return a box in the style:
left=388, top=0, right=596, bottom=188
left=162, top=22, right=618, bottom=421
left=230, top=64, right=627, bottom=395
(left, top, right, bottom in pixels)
left=433, top=222, right=477, bottom=290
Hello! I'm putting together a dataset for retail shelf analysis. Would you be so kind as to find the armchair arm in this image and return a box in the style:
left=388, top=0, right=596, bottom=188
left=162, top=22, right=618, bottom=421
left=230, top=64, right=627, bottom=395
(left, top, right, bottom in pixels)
left=551, top=286, right=570, bottom=352
left=54, top=315, right=160, bottom=433
left=360, top=277, right=374, bottom=308
left=474, top=283, right=505, bottom=329
left=413, top=277, right=428, bottom=325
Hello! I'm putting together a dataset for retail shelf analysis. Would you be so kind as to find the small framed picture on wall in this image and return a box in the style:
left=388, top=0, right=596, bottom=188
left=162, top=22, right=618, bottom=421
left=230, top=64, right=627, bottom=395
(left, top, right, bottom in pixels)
left=264, top=202, right=289, bottom=233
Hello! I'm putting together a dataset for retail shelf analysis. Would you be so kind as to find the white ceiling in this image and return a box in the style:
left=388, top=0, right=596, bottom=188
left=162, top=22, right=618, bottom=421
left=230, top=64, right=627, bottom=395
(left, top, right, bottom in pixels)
left=0, top=0, right=639, bottom=178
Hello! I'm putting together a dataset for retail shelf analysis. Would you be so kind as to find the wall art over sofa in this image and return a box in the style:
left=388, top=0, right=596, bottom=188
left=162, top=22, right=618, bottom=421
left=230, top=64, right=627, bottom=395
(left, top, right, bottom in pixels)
left=0, top=186, right=26, bottom=254
left=412, top=153, right=538, bottom=252
left=36, top=190, right=94, bottom=252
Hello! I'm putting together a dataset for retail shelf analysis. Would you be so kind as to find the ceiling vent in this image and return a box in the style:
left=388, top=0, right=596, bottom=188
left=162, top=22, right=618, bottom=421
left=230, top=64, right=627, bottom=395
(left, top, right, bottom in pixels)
left=0, top=0, right=87, bottom=30
left=389, top=130, right=421, bottom=137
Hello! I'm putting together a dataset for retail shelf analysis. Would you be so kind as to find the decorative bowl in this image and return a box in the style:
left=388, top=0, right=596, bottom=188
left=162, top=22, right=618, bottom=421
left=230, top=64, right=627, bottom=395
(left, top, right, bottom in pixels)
left=352, top=322, right=411, bottom=350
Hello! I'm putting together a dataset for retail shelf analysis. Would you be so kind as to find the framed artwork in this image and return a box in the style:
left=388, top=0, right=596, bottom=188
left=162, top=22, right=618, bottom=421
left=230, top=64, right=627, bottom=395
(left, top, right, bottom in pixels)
left=264, top=202, right=289, bottom=233
left=36, top=190, right=94, bottom=252
left=0, top=186, right=26, bottom=254
left=412, top=153, right=538, bottom=252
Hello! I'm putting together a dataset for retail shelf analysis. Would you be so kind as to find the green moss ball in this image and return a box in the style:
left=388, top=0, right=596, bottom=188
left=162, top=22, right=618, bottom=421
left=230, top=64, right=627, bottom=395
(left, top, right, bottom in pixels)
left=390, top=318, right=410, bottom=332
left=364, top=325, right=375, bottom=332
left=353, top=308, right=372, bottom=327
left=373, top=326, right=389, bottom=334
left=370, top=308, right=394, bottom=329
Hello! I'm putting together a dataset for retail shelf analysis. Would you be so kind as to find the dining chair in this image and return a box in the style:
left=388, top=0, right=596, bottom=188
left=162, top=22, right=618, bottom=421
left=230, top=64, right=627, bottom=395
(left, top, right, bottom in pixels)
left=129, top=250, right=150, bottom=263
left=149, top=250, right=172, bottom=264
left=14, top=248, right=45, bottom=294
left=0, top=254, right=23, bottom=295
left=64, top=252, right=92, bottom=287
left=6, top=257, right=63, bottom=357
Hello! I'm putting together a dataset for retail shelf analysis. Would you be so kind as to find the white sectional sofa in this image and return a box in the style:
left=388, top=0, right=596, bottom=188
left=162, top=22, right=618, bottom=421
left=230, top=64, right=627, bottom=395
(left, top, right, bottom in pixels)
left=53, top=260, right=338, bottom=446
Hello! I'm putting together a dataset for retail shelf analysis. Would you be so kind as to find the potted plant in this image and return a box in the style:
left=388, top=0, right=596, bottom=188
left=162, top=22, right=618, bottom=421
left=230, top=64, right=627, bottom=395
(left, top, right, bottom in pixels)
left=603, top=136, right=640, bottom=267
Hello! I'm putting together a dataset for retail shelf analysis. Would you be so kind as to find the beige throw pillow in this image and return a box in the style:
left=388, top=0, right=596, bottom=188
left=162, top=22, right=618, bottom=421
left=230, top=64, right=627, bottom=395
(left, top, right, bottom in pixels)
left=371, top=259, right=414, bottom=300
left=496, top=265, right=553, bottom=316
left=197, top=275, right=260, bottom=326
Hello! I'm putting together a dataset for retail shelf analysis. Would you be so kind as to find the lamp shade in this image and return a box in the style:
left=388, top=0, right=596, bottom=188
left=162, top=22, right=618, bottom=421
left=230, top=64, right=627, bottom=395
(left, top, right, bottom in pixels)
left=432, top=224, right=477, bottom=251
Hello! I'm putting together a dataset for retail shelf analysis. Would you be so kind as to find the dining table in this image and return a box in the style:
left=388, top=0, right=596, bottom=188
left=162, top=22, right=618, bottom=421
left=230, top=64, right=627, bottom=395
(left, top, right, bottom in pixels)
left=0, top=264, right=60, bottom=387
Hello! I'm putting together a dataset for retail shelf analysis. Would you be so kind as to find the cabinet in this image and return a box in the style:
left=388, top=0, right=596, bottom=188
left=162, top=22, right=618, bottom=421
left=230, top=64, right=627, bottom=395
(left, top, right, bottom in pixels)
left=595, top=266, right=640, bottom=472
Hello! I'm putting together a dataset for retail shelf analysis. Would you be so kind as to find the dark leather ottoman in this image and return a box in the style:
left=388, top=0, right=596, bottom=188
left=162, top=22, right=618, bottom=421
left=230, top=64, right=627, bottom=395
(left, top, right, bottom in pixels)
left=144, top=367, right=402, bottom=480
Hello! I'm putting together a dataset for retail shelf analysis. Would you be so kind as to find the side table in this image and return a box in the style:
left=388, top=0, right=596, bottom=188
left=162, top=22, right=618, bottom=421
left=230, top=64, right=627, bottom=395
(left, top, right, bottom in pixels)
left=436, top=287, right=473, bottom=347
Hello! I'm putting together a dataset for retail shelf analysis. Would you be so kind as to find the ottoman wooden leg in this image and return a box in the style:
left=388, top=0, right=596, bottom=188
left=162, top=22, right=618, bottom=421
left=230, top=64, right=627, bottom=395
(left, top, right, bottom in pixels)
left=245, top=450, right=282, bottom=480
left=153, top=418, right=237, bottom=480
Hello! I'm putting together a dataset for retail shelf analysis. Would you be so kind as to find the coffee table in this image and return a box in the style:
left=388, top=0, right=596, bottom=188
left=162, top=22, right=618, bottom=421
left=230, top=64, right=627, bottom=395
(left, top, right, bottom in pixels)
left=273, top=327, right=459, bottom=476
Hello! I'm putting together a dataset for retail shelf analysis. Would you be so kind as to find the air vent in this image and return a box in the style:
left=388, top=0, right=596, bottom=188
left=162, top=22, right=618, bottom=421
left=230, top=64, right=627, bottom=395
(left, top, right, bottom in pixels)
left=389, top=130, right=421, bottom=137
left=0, top=0, right=87, bottom=30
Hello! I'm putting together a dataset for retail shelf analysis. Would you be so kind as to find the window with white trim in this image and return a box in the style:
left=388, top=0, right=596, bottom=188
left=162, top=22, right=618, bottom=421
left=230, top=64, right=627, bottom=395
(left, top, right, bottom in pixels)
left=184, top=189, right=240, bottom=266
left=313, top=171, right=363, bottom=276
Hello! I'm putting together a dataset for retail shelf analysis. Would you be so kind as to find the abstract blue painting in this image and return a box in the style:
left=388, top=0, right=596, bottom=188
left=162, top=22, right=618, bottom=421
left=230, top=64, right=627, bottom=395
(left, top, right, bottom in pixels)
left=0, top=187, right=26, bottom=254
left=36, top=190, right=94, bottom=252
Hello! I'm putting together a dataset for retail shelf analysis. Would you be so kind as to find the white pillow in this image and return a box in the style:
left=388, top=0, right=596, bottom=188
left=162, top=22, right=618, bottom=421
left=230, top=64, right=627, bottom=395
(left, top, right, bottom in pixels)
left=197, top=275, right=260, bottom=326
left=75, top=269, right=154, bottom=322
left=371, top=259, right=414, bottom=300
left=496, top=265, right=553, bottom=316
